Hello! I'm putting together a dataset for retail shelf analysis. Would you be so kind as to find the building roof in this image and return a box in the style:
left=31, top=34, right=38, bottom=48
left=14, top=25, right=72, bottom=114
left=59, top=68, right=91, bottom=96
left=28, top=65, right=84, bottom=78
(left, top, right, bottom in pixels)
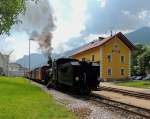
left=72, top=32, right=135, bottom=56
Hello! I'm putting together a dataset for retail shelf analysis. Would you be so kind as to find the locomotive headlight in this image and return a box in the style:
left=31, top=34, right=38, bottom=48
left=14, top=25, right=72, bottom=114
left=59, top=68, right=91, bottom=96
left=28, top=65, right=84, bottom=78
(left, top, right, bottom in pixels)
left=75, top=76, right=79, bottom=81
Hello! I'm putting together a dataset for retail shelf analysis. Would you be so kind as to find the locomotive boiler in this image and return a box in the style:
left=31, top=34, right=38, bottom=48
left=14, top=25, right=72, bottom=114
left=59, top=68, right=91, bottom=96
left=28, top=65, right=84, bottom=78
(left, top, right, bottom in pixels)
left=47, top=58, right=100, bottom=94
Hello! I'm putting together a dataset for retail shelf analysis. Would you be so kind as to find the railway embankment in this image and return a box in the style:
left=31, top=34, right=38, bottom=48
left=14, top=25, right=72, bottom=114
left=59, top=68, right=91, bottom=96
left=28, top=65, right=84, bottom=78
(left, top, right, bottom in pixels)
left=33, top=80, right=150, bottom=119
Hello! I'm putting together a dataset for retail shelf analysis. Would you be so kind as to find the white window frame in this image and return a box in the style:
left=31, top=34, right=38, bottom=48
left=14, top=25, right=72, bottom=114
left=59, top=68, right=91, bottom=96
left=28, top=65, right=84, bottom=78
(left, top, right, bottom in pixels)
left=120, top=67, right=125, bottom=76
left=92, top=55, right=95, bottom=62
left=107, top=67, right=112, bottom=76
left=82, top=58, right=85, bottom=61
left=107, top=53, right=112, bottom=63
left=120, top=55, right=125, bottom=64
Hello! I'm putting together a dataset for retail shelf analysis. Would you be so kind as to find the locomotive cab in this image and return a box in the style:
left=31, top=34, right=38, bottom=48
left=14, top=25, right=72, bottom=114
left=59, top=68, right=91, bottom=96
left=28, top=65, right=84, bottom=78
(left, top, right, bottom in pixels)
left=49, top=58, right=100, bottom=94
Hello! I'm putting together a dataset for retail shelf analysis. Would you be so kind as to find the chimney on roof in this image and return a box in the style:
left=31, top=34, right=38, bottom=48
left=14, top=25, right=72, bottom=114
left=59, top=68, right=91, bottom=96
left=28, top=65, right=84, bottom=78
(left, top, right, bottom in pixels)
left=110, top=30, right=113, bottom=37
left=98, top=37, right=104, bottom=41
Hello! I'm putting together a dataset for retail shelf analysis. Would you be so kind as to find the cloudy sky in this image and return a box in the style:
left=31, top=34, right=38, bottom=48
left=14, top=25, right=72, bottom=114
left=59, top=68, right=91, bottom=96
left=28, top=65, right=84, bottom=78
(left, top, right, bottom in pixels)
left=1, top=0, right=150, bottom=61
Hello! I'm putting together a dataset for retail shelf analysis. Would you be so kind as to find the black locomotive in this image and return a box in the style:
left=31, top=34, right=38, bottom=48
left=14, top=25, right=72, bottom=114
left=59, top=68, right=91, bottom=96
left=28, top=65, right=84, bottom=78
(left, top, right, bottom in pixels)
left=29, top=58, right=100, bottom=94
left=47, top=58, right=100, bottom=94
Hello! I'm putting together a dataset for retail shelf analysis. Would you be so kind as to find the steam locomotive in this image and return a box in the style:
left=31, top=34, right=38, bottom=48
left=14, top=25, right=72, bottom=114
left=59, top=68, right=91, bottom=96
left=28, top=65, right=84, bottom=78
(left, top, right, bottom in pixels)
left=29, top=58, right=100, bottom=94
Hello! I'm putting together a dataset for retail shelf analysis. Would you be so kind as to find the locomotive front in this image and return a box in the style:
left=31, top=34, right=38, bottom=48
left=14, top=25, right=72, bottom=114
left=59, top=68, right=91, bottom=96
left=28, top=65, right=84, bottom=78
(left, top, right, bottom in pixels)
left=72, top=61, right=100, bottom=93
left=49, top=58, right=100, bottom=94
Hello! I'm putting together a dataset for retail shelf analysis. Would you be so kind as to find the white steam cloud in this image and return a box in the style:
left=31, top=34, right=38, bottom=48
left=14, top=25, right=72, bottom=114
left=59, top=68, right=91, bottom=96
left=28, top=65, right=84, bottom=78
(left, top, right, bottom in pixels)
left=16, top=0, right=55, bottom=56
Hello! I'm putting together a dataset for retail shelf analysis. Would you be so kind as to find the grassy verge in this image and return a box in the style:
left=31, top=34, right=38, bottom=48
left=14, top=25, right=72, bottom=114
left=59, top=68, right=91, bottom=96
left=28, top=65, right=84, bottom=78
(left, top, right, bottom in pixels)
left=116, top=80, right=150, bottom=89
left=0, top=76, right=77, bottom=119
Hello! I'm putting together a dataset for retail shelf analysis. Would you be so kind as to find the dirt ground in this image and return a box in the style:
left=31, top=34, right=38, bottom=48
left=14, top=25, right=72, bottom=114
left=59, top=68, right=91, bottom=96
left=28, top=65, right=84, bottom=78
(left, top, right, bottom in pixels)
left=94, top=91, right=150, bottom=110
left=101, top=82, right=150, bottom=94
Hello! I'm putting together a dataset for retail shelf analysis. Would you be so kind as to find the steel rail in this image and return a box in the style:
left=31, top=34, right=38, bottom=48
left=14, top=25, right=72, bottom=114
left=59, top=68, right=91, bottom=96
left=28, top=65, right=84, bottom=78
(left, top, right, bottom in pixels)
left=90, top=93, right=150, bottom=119
left=98, top=86, right=150, bottom=100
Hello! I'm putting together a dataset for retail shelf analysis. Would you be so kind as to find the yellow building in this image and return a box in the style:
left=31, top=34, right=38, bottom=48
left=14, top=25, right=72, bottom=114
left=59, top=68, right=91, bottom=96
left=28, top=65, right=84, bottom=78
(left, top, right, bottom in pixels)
left=71, top=32, right=135, bottom=81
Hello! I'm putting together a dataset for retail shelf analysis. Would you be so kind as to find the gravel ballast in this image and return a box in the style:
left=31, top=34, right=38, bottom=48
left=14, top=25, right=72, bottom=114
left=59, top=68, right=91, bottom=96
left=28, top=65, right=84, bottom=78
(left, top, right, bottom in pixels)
left=32, top=82, right=146, bottom=119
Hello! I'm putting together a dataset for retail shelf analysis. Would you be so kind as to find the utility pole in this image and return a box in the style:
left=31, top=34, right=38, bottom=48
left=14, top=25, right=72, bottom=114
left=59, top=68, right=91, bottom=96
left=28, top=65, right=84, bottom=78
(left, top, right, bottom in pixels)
left=29, top=38, right=31, bottom=79
left=23, top=58, right=25, bottom=77
left=110, top=30, right=113, bottom=37
left=110, top=26, right=113, bottom=37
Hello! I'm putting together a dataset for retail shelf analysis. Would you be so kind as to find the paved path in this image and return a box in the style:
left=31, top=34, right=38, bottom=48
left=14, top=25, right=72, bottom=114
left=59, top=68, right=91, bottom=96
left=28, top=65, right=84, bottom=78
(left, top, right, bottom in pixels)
left=101, top=82, right=150, bottom=94
left=94, top=91, right=150, bottom=110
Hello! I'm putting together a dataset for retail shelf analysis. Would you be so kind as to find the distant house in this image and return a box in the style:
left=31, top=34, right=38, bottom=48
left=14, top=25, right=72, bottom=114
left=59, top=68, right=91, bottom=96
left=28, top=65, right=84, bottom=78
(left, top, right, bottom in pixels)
left=0, top=52, right=9, bottom=75
left=71, top=32, right=135, bottom=81
left=8, top=63, right=28, bottom=76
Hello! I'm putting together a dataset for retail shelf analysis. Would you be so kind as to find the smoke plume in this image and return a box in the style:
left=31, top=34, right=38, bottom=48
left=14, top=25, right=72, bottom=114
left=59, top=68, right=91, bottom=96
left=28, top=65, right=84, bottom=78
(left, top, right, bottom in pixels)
left=30, top=31, right=53, bottom=56
left=17, top=0, right=55, bottom=57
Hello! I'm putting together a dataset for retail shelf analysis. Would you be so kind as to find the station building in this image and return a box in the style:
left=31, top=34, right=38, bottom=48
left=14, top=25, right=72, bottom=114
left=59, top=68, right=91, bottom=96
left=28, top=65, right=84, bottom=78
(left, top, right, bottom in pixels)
left=71, top=32, right=135, bottom=81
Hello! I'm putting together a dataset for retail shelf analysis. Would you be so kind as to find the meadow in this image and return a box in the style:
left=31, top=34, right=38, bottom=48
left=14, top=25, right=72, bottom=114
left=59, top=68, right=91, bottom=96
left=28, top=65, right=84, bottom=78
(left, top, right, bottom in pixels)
left=116, top=80, right=150, bottom=89
left=0, top=76, right=77, bottom=119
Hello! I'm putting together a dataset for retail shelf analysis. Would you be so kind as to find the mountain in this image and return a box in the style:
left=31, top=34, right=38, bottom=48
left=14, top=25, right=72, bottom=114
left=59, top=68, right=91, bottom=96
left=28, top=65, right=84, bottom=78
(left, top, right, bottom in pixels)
left=16, top=53, right=47, bottom=69
left=126, top=27, right=150, bottom=44
left=15, top=53, right=60, bottom=69
left=15, top=50, right=78, bottom=69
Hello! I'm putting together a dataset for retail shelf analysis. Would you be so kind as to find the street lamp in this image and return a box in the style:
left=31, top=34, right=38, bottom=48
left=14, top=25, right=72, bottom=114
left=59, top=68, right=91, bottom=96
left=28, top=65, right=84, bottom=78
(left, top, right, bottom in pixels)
left=29, top=38, right=31, bottom=79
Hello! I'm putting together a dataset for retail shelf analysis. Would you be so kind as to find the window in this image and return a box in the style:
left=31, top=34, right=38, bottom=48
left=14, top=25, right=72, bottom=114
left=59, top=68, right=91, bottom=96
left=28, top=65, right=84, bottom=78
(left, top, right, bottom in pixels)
left=121, top=68, right=125, bottom=76
left=112, top=43, right=119, bottom=53
left=114, top=44, right=118, bottom=48
left=121, top=56, right=125, bottom=64
left=107, top=54, right=112, bottom=62
left=107, top=68, right=112, bottom=76
left=92, top=55, right=95, bottom=62
left=82, top=58, right=85, bottom=61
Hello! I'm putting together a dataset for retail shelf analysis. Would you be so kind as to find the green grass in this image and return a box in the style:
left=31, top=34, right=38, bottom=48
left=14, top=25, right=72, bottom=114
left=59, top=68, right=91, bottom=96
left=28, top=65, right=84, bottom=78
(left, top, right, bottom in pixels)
left=0, top=76, right=77, bottom=119
left=116, top=80, right=150, bottom=89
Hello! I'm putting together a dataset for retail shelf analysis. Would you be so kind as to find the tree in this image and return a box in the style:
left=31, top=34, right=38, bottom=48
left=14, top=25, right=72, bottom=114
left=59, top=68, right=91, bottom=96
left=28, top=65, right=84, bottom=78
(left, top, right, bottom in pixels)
left=131, top=44, right=147, bottom=75
left=0, top=0, right=38, bottom=35
left=137, top=49, right=150, bottom=75
left=0, top=0, right=26, bottom=34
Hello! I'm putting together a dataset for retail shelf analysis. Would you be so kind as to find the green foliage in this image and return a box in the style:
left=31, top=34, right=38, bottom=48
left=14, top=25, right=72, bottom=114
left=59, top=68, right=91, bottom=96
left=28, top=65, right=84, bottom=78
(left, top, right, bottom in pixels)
left=137, top=49, right=150, bottom=75
left=0, top=76, right=77, bottom=119
left=131, top=44, right=149, bottom=75
left=0, top=0, right=26, bottom=34
left=0, top=0, right=39, bottom=34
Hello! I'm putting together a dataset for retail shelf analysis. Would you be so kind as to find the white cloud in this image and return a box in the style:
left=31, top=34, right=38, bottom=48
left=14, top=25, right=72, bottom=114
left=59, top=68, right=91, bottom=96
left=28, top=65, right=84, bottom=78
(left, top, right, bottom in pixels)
left=51, top=0, right=87, bottom=53
left=122, top=9, right=150, bottom=21
left=83, top=29, right=132, bottom=43
left=97, top=0, right=107, bottom=8
left=122, top=10, right=131, bottom=16
left=4, top=32, right=39, bottom=62
left=0, top=0, right=87, bottom=61
left=138, top=10, right=150, bottom=20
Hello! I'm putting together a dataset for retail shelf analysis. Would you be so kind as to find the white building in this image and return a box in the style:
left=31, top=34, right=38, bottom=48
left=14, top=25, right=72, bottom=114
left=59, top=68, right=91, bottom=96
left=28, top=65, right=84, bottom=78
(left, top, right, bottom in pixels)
left=0, top=52, right=9, bottom=75
left=8, top=63, right=28, bottom=76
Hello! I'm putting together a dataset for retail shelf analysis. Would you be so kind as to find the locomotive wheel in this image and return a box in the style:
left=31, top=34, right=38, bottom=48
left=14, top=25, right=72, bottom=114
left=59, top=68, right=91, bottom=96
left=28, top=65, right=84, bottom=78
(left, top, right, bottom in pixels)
left=79, top=73, right=91, bottom=95
left=79, top=81, right=84, bottom=94
left=79, top=73, right=86, bottom=94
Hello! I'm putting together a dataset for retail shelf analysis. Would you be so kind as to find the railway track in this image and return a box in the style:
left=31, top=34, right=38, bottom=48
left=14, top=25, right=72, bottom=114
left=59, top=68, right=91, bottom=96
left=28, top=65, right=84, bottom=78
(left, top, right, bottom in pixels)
left=90, top=93, right=150, bottom=119
left=34, top=80, right=150, bottom=118
left=98, top=86, right=150, bottom=100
